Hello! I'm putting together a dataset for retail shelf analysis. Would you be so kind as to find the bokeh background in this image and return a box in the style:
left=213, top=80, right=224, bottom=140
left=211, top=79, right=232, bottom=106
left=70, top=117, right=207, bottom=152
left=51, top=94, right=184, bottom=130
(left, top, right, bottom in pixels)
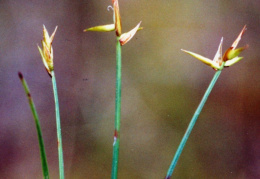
left=0, top=0, right=259, bottom=178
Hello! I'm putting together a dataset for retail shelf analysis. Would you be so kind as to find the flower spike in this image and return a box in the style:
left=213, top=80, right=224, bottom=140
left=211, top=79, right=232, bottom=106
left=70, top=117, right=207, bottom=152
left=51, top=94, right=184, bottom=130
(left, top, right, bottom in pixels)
left=182, top=26, right=247, bottom=70
left=84, top=1, right=143, bottom=178
left=84, top=0, right=143, bottom=45
left=38, top=25, right=58, bottom=77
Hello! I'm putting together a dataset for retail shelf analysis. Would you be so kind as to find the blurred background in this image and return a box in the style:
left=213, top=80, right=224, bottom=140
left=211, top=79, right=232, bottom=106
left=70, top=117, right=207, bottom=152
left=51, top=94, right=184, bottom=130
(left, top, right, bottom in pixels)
left=0, top=0, right=259, bottom=178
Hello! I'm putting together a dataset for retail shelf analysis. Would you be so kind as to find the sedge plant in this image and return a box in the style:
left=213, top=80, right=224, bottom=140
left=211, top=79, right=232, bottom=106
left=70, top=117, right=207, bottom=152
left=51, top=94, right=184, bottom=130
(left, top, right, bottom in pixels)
left=38, top=25, right=65, bottom=179
left=84, top=0, right=142, bottom=178
left=165, top=25, right=248, bottom=179
left=18, top=72, right=49, bottom=179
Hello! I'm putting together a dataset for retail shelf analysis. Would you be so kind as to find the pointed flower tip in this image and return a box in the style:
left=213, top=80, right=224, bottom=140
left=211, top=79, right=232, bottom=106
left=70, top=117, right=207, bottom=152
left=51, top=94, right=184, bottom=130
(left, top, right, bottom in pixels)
left=119, top=22, right=142, bottom=46
left=241, top=25, right=247, bottom=34
left=137, top=21, right=144, bottom=31
left=231, top=25, right=247, bottom=50
left=52, top=26, right=58, bottom=35
left=220, top=37, right=224, bottom=43
left=181, top=49, right=192, bottom=55
left=50, top=26, right=58, bottom=42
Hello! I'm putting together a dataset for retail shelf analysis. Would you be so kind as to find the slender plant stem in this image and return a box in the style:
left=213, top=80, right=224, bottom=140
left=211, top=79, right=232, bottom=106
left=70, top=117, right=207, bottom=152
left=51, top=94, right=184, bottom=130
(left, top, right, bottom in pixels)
left=18, top=72, right=49, bottom=179
left=51, top=71, right=64, bottom=179
left=111, top=37, right=122, bottom=179
left=165, top=68, right=223, bottom=179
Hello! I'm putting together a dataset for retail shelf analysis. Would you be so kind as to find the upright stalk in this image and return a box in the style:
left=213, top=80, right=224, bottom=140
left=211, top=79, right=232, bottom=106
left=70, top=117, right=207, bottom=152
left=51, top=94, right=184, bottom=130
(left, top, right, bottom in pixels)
left=51, top=71, right=64, bottom=179
left=18, top=72, right=49, bottom=179
left=165, top=68, right=223, bottom=179
left=111, top=37, right=122, bottom=179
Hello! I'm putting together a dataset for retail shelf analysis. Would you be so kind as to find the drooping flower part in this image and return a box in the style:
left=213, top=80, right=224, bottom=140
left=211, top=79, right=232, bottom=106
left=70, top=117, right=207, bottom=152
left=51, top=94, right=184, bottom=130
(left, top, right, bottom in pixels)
left=119, top=22, right=142, bottom=46
left=182, top=25, right=248, bottom=70
left=84, top=0, right=142, bottom=46
left=38, top=25, right=58, bottom=77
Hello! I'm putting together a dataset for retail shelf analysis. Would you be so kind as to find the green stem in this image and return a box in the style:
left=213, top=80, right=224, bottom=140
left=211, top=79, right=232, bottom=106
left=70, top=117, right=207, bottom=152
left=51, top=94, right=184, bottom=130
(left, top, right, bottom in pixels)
left=51, top=71, right=64, bottom=179
left=165, top=68, right=224, bottom=179
left=18, top=72, right=49, bottom=179
left=111, top=37, right=122, bottom=179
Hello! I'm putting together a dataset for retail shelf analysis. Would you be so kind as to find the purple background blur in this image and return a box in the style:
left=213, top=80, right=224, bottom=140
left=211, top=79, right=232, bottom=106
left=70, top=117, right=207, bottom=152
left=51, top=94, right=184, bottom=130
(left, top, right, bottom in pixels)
left=0, top=0, right=259, bottom=178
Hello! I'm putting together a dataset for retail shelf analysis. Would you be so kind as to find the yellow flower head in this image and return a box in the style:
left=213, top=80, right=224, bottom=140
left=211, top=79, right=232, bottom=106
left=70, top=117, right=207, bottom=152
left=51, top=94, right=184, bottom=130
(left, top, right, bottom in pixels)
left=84, top=0, right=142, bottom=46
left=182, top=25, right=248, bottom=70
left=38, top=25, right=58, bottom=77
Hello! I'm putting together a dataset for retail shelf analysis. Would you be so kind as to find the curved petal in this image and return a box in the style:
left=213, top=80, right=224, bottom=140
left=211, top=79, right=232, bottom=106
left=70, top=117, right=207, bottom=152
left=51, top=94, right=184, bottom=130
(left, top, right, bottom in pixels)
left=224, top=56, right=243, bottom=67
left=119, top=21, right=142, bottom=46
